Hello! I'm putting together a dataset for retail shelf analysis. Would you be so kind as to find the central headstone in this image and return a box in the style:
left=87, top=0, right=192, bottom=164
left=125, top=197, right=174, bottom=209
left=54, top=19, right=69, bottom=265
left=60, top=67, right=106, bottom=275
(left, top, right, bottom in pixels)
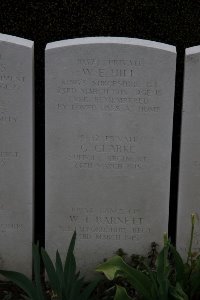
left=45, top=37, right=176, bottom=275
left=0, top=34, right=34, bottom=277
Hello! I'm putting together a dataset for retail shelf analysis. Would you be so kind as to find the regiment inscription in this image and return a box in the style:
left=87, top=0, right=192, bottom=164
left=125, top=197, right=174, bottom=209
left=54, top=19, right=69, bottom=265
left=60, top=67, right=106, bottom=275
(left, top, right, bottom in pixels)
left=45, top=37, right=176, bottom=276
left=0, top=34, right=33, bottom=278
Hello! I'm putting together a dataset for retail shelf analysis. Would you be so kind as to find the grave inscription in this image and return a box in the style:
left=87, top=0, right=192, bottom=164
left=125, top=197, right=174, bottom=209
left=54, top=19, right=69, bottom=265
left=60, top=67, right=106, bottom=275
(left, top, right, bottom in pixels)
left=0, top=34, right=33, bottom=277
left=46, top=37, right=176, bottom=276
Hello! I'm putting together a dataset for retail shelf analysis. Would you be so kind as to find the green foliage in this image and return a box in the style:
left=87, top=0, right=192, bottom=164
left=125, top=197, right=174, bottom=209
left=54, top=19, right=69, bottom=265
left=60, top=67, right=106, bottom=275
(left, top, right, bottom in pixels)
left=96, top=215, right=200, bottom=300
left=169, top=214, right=200, bottom=300
left=96, top=255, right=153, bottom=300
left=0, top=231, right=98, bottom=300
left=41, top=231, right=99, bottom=300
left=114, top=286, right=132, bottom=300
left=0, top=242, right=45, bottom=300
left=96, top=235, right=189, bottom=300
left=1, top=215, right=200, bottom=299
left=2, top=291, right=13, bottom=300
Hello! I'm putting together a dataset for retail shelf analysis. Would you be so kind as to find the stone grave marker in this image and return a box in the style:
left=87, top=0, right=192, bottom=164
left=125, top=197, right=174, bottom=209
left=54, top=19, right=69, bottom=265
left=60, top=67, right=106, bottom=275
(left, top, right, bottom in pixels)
left=0, top=34, right=34, bottom=277
left=177, top=46, right=200, bottom=258
left=45, top=37, right=176, bottom=276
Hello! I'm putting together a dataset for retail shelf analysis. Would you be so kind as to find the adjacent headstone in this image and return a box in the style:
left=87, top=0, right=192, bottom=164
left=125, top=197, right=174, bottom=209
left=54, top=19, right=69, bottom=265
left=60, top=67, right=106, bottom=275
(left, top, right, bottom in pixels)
left=177, top=46, right=200, bottom=257
left=0, top=34, right=34, bottom=277
left=45, top=37, right=176, bottom=276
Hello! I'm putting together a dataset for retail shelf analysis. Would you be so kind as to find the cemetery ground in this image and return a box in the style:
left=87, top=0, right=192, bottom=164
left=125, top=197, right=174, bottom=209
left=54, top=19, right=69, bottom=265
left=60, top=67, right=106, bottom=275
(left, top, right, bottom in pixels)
left=1, top=217, right=200, bottom=300
left=0, top=240, right=161, bottom=300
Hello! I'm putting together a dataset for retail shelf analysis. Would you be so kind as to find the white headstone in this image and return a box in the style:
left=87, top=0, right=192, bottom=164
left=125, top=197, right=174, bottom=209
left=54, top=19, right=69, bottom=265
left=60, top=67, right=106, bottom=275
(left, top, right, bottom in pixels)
left=0, top=34, right=34, bottom=277
left=45, top=37, right=176, bottom=276
left=177, top=46, right=200, bottom=257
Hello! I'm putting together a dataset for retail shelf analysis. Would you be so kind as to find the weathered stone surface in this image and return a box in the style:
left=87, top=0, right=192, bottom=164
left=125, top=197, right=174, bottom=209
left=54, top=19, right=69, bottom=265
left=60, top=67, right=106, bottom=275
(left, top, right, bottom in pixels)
left=177, top=46, right=200, bottom=258
left=45, top=37, right=176, bottom=276
left=0, top=34, right=34, bottom=277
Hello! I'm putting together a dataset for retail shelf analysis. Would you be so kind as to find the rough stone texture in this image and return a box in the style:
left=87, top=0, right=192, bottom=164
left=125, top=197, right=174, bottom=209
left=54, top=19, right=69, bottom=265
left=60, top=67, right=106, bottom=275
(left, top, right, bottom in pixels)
left=177, top=46, right=200, bottom=258
left=46, top=37, right=176, bottom=276
left=0, top=34, right=34, bottom=277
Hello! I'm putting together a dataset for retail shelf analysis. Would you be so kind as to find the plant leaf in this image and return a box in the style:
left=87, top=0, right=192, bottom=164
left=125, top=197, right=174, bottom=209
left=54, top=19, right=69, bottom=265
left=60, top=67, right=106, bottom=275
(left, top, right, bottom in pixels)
left=55, top=250, right=65, bottom=299
left=169, top=244, right=185, bottom=283
left=156, top=245, right=171, bottom=299
left=169, top=283, right=189, bottom=300
left=56, top=250, right=64, bottom=279
left=81, top=279, right=100, bottom=300
left=64, top=231, right=77, bottom=297
left=190, top=270, right=200, bottom=297
left=32, top=243, right=45, bottom=300
left=41, top=247, right=60, bottom=296
left=0, top=270, right=38, bottom=300
left=96, top=256, right=126, bottom=280
left=96, top=255, right=153, bottom=300
left=157, top=245, right=169, bottom=279
left=2, top=292, right=13, bottom=300
left=114, top=285, right=132, bottom=300
left=69, top=276, right=84, bottom=300
left=21, top=295, right=31, bottom=300
left=145, top=265, right=159, bottom=296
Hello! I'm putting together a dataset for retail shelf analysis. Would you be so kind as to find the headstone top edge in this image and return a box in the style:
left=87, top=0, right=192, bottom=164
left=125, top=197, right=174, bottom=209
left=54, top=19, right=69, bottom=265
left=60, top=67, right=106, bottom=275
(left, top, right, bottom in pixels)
left=186, top=45, right=200, bottom=56
left=45, top=36, right=176, bottom=53
left=0, top=33, right=33, bottom=48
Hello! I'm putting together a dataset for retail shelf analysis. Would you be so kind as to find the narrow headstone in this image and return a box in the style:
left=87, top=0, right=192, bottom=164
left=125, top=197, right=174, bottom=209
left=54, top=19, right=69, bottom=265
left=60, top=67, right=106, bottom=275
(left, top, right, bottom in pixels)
left=177, top=46, right=200, bottom=257
left=45, top=37, right=176, bottom=276
left=0, top=34, right=34, bottom=277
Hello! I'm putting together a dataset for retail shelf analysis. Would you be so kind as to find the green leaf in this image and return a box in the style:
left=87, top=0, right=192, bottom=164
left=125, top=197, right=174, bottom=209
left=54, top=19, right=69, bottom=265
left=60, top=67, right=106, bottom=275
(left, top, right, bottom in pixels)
left=64, top=231, right=77, bottom=296
left=190, top=270, right=200, bottom=296
left=41, top=248, right=60, bottom=296
left=156, top=245, right=171, bottom=299
left=69, top=276, right=84, bottom=300
left=194, top=255, right=200, bottom=268
left=32, top=243, right=45, bottom=300
left=169, top=283, right=189, bottom=300
left=81, top=279, right=100, bottom=300
left=96, top=256, right=126, bottom=280
left=0, top=270, right=37, bottom=300
left=56, top=250, right=64, bottom=279
left=55, top=250, right=65, bottom=299
left=145, top=266, right=159, bottom=296
left=96, top=255, right=153, bottom=300
left=64, top=231, right=76, bottom=273
left=157, top=245, right=169, bottom=279
left=21, top=295, right=31, bottom=300
left=169, top=244, right=185, bottom=283
left=114, top=285, right=132, bottom=300
left=2, top=292, right=12, bottom=300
